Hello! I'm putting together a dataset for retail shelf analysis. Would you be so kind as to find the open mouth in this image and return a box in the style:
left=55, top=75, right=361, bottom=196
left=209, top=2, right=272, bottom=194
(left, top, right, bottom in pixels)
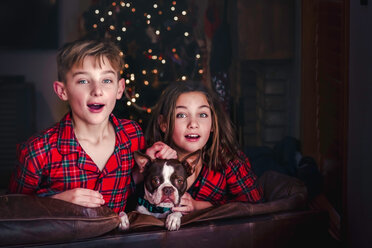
left=185, top=134, right=200, bottom=141
left=87, top=104, right=104, bottom=110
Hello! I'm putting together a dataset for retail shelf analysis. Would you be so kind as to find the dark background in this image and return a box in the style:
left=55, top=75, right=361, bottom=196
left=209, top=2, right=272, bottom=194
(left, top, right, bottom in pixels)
left=0, top=0, right=59, bottom=50
left=0, top=1, right=370, bottom=247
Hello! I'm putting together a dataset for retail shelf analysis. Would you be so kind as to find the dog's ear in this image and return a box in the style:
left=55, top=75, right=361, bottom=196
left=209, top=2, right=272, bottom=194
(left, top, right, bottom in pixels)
left=181, top=150, right=202, bottom=177
left=134, top=151, right=152, bottom=173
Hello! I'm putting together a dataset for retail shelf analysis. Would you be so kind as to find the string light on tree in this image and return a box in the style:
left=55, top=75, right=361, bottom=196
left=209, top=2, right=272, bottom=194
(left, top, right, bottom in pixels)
left=83, top=0, right=204, bottom=123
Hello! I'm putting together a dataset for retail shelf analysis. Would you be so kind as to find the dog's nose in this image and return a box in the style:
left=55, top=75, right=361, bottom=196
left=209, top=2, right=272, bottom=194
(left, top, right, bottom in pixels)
left=162, top=187, right=174, bottom=196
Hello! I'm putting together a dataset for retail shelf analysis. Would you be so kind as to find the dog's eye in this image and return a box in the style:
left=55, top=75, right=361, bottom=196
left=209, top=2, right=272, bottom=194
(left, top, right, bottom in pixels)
left=175, top=177, right=184, bottom=185
left=152, top=177, right=160, bottom=186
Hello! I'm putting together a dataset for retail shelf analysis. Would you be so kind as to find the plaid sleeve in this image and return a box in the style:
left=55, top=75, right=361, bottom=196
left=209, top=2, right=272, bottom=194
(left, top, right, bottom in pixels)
left=225, top=152, right=263, bottom=203
left=124, top=120, right=145, bottom=152
left=136, top=124, right=145, bottom=151
left=123, top=120, right=145, bottom=194
left=8, top=141, right=45, bottom=194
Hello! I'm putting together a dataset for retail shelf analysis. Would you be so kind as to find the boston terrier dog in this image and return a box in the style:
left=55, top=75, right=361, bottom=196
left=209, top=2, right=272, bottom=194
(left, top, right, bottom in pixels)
left=119, top=150, right=201, bottom=231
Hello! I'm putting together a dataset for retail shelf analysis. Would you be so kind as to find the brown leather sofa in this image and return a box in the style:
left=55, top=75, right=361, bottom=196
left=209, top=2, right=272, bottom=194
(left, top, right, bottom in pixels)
left=0, top=171, right=329, bottom=248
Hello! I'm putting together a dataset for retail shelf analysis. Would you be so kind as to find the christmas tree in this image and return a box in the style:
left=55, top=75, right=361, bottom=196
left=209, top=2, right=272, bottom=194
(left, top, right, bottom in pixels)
left=83, top=0, right=204, bottom=127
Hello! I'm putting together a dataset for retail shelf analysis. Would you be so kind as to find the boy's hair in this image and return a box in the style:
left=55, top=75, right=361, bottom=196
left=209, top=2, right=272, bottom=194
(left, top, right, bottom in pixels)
left=57, top=39, right=124, bottom=82
left=146, top=81, right=241, bottom=171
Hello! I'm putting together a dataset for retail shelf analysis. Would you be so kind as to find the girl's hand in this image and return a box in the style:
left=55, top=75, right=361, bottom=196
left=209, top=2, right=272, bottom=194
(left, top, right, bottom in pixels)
left=50, top=188, right=105, bottom=208
left=172, top=193, right=213, bottom=214
left=146, top=141, right=177, bottom=160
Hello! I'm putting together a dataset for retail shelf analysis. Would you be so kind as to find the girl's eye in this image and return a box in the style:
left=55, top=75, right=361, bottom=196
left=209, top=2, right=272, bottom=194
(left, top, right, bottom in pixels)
left=103, top=79, right=112, bottom=84
left=78, top=79, right=88, bottom=84
left=200, top=113, right=208, bottom=118
left=176, top=113, right=187, bottom=118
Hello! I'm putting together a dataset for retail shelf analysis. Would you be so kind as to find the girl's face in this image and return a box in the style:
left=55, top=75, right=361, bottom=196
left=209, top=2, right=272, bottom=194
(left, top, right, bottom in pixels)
left=168, top=91, right=212, bottom=160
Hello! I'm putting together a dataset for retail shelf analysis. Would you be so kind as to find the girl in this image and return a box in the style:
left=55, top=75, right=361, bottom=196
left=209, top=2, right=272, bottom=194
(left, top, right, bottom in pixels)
left=146, top=81, right=263, bottom=214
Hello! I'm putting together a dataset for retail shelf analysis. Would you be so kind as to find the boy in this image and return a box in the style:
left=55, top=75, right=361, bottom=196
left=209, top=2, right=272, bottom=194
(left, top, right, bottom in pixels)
left=8, top=39, right=175, bottom=213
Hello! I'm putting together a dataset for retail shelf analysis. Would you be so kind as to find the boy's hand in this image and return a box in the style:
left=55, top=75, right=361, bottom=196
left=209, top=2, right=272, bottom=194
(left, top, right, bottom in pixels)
left=146, top=141, right=177, bottom=160
left=50, top=188, right=105, bottom=208
left=172, top=193, right=213, bottom=214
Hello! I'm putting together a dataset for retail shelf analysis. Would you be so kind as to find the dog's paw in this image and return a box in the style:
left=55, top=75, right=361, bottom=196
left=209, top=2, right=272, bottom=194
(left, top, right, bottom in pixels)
left=118, top=211, right=130, bottom=231
left=165, top=212, right=182, bottom=231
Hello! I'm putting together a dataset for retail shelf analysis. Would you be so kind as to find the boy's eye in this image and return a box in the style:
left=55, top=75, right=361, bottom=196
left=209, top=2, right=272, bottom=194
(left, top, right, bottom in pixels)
left=103, top=79, right=112, bottom=84
left=78, top=79, right=88, bottom=84
left=176, top=113, right=187, bottom=118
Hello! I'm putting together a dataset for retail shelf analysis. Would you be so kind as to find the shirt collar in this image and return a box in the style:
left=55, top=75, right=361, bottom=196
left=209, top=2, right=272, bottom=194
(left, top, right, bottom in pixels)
left=57, top=113, right=79, bottom=155
left=57, top=112, right=131, bottom=155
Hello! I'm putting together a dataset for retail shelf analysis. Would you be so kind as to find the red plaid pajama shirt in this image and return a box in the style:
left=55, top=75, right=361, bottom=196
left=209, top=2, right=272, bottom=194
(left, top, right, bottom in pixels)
left=187, top=152, right=263, bottom=204
left=8, top=113, right=145, bottom=213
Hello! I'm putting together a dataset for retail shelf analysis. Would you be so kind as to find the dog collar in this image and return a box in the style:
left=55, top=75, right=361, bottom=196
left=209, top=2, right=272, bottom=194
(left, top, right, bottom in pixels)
left=137, top=197, right=172, bottom=214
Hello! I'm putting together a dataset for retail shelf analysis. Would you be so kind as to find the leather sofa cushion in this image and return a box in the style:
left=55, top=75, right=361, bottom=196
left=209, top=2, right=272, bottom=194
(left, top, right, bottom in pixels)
left=126, top=170, right=308, bottom=230
left=0, top=171, right=307, bottom=246
left=0, top=194, right=120, bottom=246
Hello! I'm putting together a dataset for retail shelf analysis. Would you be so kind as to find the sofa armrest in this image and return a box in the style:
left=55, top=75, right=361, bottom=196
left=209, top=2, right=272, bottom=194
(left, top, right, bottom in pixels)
left=0, top=194, right=120, bottom=246
left=259, top=170, right=308, bottom=202
left=18, top=209, right=329, bottom=248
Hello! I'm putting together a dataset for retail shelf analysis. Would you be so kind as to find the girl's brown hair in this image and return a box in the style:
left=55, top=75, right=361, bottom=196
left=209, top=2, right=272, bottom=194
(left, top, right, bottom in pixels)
left=56, top=39, right=124, bottom=82
left=146, top=81, right=242, bottom=171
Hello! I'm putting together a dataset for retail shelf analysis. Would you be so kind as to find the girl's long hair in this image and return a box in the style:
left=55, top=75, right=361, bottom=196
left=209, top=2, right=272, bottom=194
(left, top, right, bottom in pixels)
left=146, top=81, right=242, bottom=171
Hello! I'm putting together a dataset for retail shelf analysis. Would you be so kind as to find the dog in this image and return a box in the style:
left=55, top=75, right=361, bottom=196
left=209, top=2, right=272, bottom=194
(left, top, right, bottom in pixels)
left=118, top=150, right=201, bottom=231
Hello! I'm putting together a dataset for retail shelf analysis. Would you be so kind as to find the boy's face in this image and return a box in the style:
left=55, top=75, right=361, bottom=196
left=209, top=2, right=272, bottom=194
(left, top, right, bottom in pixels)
left=53, top=56, right=124, bottom=126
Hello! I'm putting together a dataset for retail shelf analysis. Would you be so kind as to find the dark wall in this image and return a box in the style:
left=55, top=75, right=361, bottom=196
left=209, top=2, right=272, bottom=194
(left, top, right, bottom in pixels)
left=347, top=2, right=372, bottom=248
